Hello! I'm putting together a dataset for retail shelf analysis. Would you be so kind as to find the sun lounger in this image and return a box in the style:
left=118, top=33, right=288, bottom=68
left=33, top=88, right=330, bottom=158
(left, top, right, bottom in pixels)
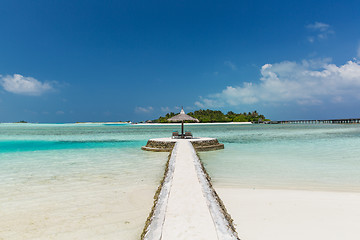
left=172, top=131, right=180, bottom=139
left=184, top=132, right=192, bottom=139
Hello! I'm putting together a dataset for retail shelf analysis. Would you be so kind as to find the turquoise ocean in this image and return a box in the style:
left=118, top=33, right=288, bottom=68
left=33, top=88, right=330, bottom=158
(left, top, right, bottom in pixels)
left=1, top=123, right=360, bottom=239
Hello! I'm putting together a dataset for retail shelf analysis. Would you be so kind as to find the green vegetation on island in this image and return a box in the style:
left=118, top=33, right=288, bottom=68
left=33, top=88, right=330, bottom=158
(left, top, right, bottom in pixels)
left=15, top=120, right=28, bottom=123
left=152, top=109, right=270, bottom=123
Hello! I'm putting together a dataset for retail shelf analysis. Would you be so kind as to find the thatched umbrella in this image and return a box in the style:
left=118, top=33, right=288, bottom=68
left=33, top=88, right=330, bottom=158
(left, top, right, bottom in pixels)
left=168, top=108, right=199, bottom=137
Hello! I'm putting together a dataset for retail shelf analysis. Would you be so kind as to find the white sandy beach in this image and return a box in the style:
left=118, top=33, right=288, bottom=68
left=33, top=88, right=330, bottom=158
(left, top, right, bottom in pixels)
left=215, top=187, right=360, bottom=240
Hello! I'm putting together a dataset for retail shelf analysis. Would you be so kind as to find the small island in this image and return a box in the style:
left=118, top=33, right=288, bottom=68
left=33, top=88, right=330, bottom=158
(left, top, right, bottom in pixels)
left=150, top=109, right=270, bottom=123
left=15, top=120, right=28, bottom=123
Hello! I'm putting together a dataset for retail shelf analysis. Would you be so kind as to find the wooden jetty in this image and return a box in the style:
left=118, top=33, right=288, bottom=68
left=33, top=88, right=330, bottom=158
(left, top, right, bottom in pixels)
left=141, top=138, right=238, bottom=240
left=269, top=118, right=360, bottom=124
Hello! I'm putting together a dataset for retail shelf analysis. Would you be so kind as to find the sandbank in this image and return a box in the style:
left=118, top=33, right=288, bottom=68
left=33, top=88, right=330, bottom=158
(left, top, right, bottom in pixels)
left=215, top=187, right=360, bottom=240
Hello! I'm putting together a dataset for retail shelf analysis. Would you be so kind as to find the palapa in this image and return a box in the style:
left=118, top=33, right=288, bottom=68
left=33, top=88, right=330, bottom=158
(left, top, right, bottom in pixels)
left=168, top=108, right=199, bottom=138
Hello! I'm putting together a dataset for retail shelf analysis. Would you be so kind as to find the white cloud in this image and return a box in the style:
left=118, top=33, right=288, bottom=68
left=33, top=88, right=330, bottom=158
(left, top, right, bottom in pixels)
left=56, top=110, right=65, bottom=115
left=224, top=61, right=237, bottom=70
left=195, top=59, right=360, bottom=108
left=135, top=106, right=154, bottom=113
left=161, top=106, right=171, bottom=112
left=161, top=106, right=185, bottom=113
left=307, top=22, right=330, bottom=31
left=306, top=22, right=334, bottom=42
left=0, top=74, right=52, bottom=96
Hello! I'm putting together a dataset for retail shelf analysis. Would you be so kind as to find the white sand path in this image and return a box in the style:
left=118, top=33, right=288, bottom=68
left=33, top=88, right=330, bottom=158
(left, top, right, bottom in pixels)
left=161, top=140, right=218, bottom=240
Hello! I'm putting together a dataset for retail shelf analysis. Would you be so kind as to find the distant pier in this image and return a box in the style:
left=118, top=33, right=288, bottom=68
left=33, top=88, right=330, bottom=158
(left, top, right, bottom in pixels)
left=269, top=118, right=360, bottom=124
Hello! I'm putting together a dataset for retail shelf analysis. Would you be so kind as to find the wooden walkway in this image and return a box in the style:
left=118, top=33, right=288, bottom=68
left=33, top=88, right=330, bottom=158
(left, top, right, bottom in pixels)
left=142, top=140, right=238, bottom=240
left=269, top=118, right=360, bottom=124
left=161, top=141, right=218, bottom=239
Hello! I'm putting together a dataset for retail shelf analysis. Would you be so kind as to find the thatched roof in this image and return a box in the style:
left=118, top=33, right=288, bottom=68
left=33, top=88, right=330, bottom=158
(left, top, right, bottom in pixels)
left=168, top=108, right=199, bottom=122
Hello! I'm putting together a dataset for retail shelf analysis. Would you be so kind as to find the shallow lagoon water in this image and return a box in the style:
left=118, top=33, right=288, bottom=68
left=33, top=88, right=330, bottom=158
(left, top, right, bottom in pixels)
left=199, top=124, right=360, bottom=192
left=0, top=124, right=169, bottom=240
left=1, top=123, right=360, bottom=239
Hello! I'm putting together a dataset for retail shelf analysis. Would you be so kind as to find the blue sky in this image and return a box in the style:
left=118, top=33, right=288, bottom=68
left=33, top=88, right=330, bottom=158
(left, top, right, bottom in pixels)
left=1, top=0, right=360, bottom=122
